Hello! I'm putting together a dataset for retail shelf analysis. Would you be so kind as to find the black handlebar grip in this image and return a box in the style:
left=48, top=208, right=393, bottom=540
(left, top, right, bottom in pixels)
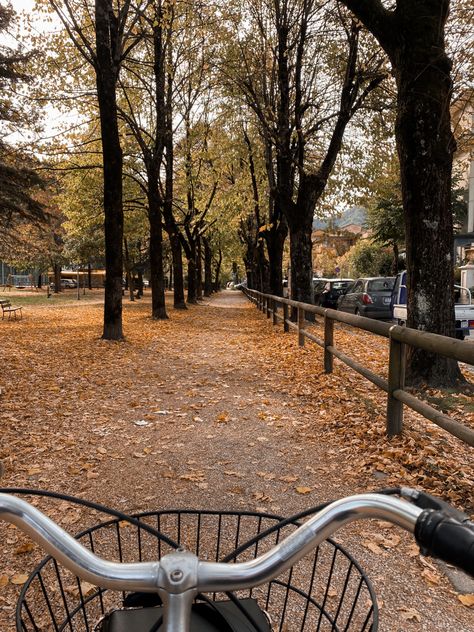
left=415, top=510, right=474, bottom=577
left=407, top=489, right=470, bottom=523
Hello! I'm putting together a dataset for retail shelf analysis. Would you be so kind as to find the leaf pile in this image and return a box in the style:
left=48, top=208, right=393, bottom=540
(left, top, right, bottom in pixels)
left=0, top=291, right=473, bottom=631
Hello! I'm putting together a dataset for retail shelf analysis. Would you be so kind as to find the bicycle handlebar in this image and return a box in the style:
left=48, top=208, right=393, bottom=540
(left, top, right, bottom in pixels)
left=415, top=510, right=474, bottom=574
left=0, top=492, right=420, bottom=594
left=2, top=491, right=473, bottom=632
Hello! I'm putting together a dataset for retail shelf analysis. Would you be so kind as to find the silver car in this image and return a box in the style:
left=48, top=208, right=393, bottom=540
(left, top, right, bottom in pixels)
left=337, top=277, right=396, bottom=319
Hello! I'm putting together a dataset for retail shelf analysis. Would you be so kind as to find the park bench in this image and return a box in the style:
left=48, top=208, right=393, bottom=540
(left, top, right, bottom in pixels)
left=0, top=299, right=23, bottom=320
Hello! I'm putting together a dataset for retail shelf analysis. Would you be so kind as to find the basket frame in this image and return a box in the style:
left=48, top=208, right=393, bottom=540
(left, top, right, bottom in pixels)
left=16, top=507, right=379, bottom=632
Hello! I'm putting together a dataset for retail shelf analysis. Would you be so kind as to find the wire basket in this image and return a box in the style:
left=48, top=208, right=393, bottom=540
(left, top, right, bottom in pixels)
left=17, top=508, right=378, bottom=632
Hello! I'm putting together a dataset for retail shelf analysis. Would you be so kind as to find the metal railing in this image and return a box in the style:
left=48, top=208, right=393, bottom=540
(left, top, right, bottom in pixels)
left=243, top=288, right=474, bottom=447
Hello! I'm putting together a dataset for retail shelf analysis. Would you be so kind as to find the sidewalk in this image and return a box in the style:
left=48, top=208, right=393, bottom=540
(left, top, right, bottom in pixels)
left=0, top=290, right=472, bottom=630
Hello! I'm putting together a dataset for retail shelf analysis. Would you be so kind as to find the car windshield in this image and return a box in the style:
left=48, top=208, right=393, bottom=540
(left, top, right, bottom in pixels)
left=368, top=278, right=395, bottom=292
left=332, top=281, right=351, bottom=291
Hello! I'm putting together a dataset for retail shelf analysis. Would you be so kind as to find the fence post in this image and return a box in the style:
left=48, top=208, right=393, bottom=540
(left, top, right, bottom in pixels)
left=266, top=296, right=271, bottom=319
left=324, top=313, right=334, bottom=373
left=272, top=299, right=278, bottom=325
left=386, top=330, right=406, bottom=436
left=298, top=306, right=305, bottom=346
left=283, top=302, right=289, bottom=333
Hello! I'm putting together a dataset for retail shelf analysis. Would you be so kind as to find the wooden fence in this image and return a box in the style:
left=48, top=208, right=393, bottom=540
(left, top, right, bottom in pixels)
left=243, top=288, right=474, bottom=447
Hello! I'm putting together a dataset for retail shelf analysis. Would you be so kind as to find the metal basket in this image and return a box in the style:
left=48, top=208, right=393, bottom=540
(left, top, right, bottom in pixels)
left=17, top=508, right=378, bottom=631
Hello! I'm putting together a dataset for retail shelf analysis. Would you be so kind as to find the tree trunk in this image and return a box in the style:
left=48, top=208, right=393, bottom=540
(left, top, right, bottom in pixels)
left=148, top=181, right=168, bottom=319
left=196, top=234, right=203, bottom=300
left=396, top=52, right=460, bottom=384
left=214, top=249, right=222, bottom=292
left=169, top=232, right=186, bottom=308
left=340, top=0, right=462, bottom=386
left=288, top=215, right=313, bottom=307
left=88, top=263, right=92, bottom=290
left=163, top=33, right=186, bottom=310
left=187, top=254, right=198, bottom=303
left=137, top=270, right=144, bottom=298
left=123, top=237, right=135, bottom=302
left=265, top=217, right=288, bottom=296
left=54, top=264, right=61, bottom=294
left=203, top=236, right=213, bottom=297
left=95, top=0, right=123, bottom=340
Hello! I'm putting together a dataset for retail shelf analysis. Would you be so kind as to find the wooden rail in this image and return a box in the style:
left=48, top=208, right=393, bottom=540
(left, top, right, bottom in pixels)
left=243, top=288, right=474, bottom=447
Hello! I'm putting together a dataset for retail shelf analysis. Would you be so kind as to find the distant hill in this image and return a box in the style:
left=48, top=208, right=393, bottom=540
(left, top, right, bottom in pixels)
left=313, top=206, right=367, bottom=231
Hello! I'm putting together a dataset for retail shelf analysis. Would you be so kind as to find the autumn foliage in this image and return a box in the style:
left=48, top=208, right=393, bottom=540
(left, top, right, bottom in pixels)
left=0, top=290, right=473, bottom=629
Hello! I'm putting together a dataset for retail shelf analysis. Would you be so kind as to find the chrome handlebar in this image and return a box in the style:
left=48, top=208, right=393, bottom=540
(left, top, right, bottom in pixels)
left=0, top=493, right=422, bottom=632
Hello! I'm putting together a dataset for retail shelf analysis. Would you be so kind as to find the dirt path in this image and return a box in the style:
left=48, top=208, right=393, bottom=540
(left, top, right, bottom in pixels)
left=0, top=290, right=473, bottom=630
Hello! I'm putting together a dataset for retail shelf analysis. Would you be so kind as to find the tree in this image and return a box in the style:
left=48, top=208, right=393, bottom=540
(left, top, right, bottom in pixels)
left=338, top=239, right=392, bottom=278
left=224, top=0, right=386, bottom=307
left=45, top=0, right=145, bottom=339
left=366, top=184, right=404, bottom=275
left=339, top=0, right=464, bottom=386
left=0, top=4, right=48, bottom=243
left=117, top=0, right=171, bottom=319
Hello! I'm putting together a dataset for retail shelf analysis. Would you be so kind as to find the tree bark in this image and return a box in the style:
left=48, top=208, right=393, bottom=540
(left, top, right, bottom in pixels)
left=95, top=0, right=123, bottom=340
left=340, top=0, right=462, bottom=386
left=203, top=236, right=213, bottom=297
left=53, top=264, right=61, bottom=294
left=265, top=215, right=287, bottom=296
left=187, top=253, right=198, bottom=303
left=214, top=249, right=222, bottom=292
left=288, top=214, right=314, bottom=305
left=196, top=234, right=203, bottom=300
left=147, top=174, right=168, bottom=319
left=123, top=237, right=134, bottom=302
left=169, top=231, right=186, bottom=308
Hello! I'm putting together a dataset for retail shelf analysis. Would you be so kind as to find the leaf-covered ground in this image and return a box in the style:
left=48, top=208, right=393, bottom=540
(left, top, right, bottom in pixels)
left=0, top=289, right=473, bottom=631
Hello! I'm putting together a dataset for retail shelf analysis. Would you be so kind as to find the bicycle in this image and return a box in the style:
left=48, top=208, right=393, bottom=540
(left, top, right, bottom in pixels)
left=0, top=486, right=473, bottom=631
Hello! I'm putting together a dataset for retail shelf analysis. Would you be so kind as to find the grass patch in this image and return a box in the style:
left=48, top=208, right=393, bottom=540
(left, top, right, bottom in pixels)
left=0, top=289, right=104, bottom=306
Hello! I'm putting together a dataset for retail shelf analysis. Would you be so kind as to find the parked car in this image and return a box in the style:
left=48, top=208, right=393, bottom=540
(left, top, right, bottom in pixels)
left=50, top=278, right=77, bottom=290
left=314, top=278, right=354, bottom=309
left=312, top=277, right=328, bottom=298
left=61, top=279, right=77, bottom=289
left=391, top=270, right=474, bottom=339
left=337, top=277, right=396, bottom=319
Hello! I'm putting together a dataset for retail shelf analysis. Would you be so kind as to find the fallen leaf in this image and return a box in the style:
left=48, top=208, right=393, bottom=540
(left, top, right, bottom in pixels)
left=421, top=568, right=440, bottom=585
left=295, top=486, right=312, bottom=495
left=11, top=574, right=29, bottom=585
left=14, top=542, right=35, bottom=555
left=0, top=575, right=9, bottom=587
left=80, top=581, right=96, bottom=596
left=279, top=475, right=298, bottom=482
left=457, top=594, right=474, bottom=607
left=362, top=540, right=384, bottom=555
